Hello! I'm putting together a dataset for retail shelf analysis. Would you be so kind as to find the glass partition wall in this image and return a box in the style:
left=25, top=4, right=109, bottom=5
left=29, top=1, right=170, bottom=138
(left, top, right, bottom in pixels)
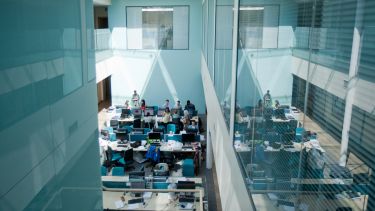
left=231, top=0, right=373, bottom=210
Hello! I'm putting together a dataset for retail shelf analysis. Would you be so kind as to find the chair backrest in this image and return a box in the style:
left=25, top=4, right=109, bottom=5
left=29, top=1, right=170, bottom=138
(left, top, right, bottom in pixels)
left=110, top=120, right=119, bottom=128
left=112, top=167, right=125, bottom=176
left=167, top=124, right=176, bottom=134
left=101, top=166, right=107, bottom=176
left=124, top=148, right=134, bottom=162
left=133, top=119, right=142, bottom=128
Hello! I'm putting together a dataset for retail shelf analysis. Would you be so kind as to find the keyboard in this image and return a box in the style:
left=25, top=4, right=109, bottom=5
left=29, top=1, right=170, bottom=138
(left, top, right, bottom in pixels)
left=182, top=146, right=192, bottom=149
left=117, top=144, right=128, bottom=147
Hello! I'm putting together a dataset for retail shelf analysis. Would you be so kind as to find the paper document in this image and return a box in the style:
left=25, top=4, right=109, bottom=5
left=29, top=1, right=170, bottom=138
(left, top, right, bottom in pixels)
left=114, top=200, right=124, bottom=208
left=143, top=192, right=152, bottom=198
left=185, top=203, right=193, bottom=209
left=127, top=203, right=140, bottom=209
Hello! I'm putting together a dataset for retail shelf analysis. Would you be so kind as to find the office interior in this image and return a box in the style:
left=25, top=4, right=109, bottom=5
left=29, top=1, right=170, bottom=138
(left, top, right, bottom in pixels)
left=1, top=0, right=375, bottom=210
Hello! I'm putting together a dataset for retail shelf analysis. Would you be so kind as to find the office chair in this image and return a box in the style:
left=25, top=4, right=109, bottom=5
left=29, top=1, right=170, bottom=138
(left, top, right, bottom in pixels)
left=112, top=166, right=125, bottom=176
left=101, top=166, right=107, bottom=176
left=167, top=124, right=176, bottom=134
left=161, top=151, right=175, bottom=167
left=133, top=119, right=142, bottom=128
left=124, top=148, right=134, bottom=164
left=172, top=117, right=181, bottom=131
left=153, top=163, right=169, bottom=176
left=110, top=120, right=119, bottom=128
left=107, top=147, right=123, bottom=165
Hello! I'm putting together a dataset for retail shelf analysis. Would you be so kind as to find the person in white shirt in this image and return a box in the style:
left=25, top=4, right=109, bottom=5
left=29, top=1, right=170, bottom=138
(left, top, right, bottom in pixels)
left=132, top=90, right=140, bottom=107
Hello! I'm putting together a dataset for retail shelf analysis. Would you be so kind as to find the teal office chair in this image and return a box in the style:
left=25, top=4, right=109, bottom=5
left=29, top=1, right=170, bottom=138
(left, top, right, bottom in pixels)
left=167, top=124, right=176, bottom=134
left=144, top=128, right=151, bottom=134
left=112, top=167, right=125, bottom=176
left=101, top=166, right=107, bottom=176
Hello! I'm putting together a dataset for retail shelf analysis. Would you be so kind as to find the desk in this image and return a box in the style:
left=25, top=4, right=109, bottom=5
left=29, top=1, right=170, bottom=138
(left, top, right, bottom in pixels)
left=291, top=178, right=353, bottom=185
left=103, top=140, right=201, bottom=153
left=102, top=176, right=203, bottom=185
left=103, top=190, right=203, bottom=211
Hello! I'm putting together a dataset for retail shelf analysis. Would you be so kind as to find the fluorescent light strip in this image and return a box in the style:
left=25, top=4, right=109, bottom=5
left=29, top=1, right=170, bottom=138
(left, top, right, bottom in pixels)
left=239, top=7, right=264, bottom=11
left=142, top=8, right=173, bottom=12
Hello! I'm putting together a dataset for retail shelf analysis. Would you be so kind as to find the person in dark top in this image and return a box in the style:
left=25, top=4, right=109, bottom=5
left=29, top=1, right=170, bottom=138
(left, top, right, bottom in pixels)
left=140, top=99, right=146, bottom=111
left=184, top=100, right=196, bottom=116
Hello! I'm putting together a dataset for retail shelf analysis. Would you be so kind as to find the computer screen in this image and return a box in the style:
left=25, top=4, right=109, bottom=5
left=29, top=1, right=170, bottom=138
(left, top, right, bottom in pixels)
left=157, top=108, right=165, bottom=116
left=132, top=108, right=142, bottom=116
left=129, top=171, right=145, bottom=178
left=148, top=132, right=161, bottom=140
left=132, top=128, right=144, bottom=134
left=153, top=128, right=164, bottom=134
left=145, top=107, right=154, bottom=116
left=186, top=127, right=198, bottom=134
left=128, top=198, right=144, bottom=204
left=274, top=108, right=285, bottom=118
left=122, top=109, right=131, bottom=116
left=177, top=181, right=196, bottom=189
left=130, top=181, right=146, bottom=189
left=179, top=197, right=195, bottom=203
left=115, top=132, right=127, bottom=141
left=182, top=133, right=196, bottom=143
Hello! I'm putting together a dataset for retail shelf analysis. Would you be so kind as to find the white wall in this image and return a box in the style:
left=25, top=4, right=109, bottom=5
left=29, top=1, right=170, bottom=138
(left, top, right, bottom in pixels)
left=201, top=54, right=254, bottom=211
left=105, top=0, right=205, bottom=112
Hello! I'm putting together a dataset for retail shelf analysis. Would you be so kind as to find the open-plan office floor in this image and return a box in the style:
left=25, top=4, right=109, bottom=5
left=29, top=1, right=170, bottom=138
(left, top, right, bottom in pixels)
left=97, top=107, right=222, bottom=211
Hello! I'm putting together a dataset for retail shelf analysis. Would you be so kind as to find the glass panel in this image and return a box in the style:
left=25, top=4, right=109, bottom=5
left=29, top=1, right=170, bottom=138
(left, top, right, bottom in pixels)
left=234, top=0, right=371, bottom=210
left=127, top=6, right=189, bottom=50
left=215, top=4, right=234, bottom=129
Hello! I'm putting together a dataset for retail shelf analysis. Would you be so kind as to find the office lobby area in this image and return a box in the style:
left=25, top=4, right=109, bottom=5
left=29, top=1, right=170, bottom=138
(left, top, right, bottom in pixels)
left=1, top=0, right=375, bottom=210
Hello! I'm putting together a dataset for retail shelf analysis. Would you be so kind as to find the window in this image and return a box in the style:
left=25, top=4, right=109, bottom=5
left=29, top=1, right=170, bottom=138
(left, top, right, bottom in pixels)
left=239, top=5, right=279, bottom=49
left=126, top=6, right=189, bottom=50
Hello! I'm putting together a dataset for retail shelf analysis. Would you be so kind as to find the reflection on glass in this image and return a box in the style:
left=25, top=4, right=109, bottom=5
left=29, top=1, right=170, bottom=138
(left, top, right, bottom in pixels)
left=233, top=0, right=372, bottom=210
left=142, top=7, right=174, bottom=49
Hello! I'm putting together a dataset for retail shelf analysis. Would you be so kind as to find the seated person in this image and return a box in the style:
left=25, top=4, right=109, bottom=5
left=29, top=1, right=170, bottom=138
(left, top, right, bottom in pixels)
left=188, top=121, right=198, bottom=130
left=162, top=107, right=171, bottom=124
left=172, top=109, right=180, bottom=119
left=235, top=108, right=245, bottom=123
left=124, top=100, right=131, bottom=109
left=182, top=110, right=191, bottom=131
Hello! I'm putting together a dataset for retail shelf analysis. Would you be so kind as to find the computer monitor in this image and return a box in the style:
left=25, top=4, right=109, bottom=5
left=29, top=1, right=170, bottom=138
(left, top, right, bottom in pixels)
left=274, top=108, right=285, bottom=119
left=128, top=198, right=144, bottom=204
left=115, top=132, right=127, bottom=141
left=132, top=128, right=144, bottom=134
left=186, top=127, right=198, bottom=134
left=132, top=108, right=142, bottom=117
left=145, top=107, right=154, bottom=116
left=182, top=133, right=196, bottom=144
left=153, top=128, right=164, bottom=134
left=179, top=197, right=195, bottom=203
left=129, top=171, right=145, bottom=179
left=157, top=108, right=165, bottom=117
left=148, top=132, right=161, bottom=140
left=177, top=181, right=196, bottom=189
left=122, top=109, right=131, bottom=116
left=130, top=181, right=146, bottom=189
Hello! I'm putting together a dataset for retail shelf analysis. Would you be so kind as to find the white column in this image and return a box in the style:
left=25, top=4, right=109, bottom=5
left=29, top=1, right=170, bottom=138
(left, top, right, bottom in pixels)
left=206, top=126, right=213, bottom=169
left=339, top=0, right=364, bottom=167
